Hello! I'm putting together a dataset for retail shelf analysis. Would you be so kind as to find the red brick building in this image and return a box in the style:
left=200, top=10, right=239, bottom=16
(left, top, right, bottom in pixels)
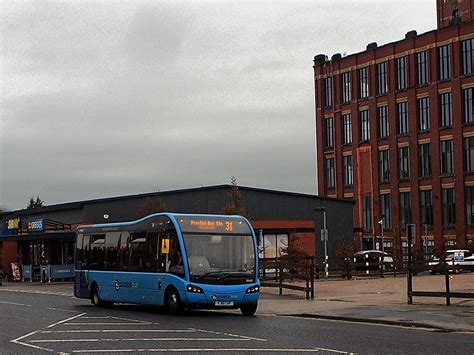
left=314, top=0, right=474, bottom=254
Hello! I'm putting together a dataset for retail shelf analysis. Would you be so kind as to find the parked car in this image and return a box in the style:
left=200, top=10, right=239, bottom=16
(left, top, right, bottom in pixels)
left=353, top=250, right=393, bottom=270
left=428, top=249, right=473, bottom=274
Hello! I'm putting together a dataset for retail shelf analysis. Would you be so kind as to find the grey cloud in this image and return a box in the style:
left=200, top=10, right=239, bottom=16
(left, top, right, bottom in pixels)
left=1, top=1, right=435, bottom=209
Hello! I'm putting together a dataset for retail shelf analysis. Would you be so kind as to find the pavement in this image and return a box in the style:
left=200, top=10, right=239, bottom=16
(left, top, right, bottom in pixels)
left=1, top=273, right=473, bottom=333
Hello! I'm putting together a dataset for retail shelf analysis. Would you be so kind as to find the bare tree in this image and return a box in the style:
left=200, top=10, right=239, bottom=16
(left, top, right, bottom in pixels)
left=137, top=195, right=167, bottom=218
left=221, top=177, right=246, bottom=216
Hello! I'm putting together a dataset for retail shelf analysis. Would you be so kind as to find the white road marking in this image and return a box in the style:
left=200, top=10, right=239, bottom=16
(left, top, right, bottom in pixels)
left=46, top=313, right=86, bottom=329
left=71, top=348, right=340, bottom=353
left=41, top=329, right=197, bottom=334
left=46, top=307, right=82, bottom=313
left=110, top=316, right=155, bottom=323
left=0, top=301, right=32, bottom=307
left=11, top=329, right=54, bottom=353
left=195, top=328, right=266, bottom=341
left=30, top=337, right=253, bottom=343
left=64, top=322, right=153, bottom=325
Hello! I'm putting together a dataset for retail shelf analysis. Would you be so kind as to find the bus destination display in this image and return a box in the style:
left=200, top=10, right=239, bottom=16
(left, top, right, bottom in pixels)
left=177, top=216, right=251, bottom=234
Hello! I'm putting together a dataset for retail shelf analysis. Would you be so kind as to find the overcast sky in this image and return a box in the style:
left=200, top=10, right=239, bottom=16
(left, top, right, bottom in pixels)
left=1, top=0, right=436, bottom=210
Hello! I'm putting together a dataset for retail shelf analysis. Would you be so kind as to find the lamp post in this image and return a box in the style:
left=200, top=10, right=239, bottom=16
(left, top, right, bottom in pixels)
left=377, top=218, right=384, bottom=254
left=378, top=218, right=385, bottom=276
left=315, top=207, right=328, bottom=278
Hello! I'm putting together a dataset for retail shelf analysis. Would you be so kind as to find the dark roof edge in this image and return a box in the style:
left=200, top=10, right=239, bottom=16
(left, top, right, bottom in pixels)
left=320, top=20, right=473, bottom=67
left=1, top=185, right=353, bottom=216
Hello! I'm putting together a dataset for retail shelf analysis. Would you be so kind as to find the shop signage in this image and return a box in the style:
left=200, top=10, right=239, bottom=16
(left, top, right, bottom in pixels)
left=28, top=218, right=44, bottom=232
left=7, top=218, right=20, bottom=229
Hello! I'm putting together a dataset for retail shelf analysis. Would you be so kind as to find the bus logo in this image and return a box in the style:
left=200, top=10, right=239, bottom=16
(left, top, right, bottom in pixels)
left=114, top=279, right=120, bottom=291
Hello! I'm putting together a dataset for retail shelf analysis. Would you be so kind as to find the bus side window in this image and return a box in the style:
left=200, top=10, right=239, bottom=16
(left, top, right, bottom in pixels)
left=82, top=235, right=90, bottom=269
left=145, top=232, right=160, bottom=272
left=118, top=232, right=130, bottom=271
left=129, top=232, right=146, bottom=271
left=104, top=232, right=121, bottom=271
left=90, top=234, right=106, bottom=270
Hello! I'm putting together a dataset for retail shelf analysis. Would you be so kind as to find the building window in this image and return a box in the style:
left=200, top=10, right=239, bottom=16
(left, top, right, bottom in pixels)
left=440, top=139, right=454, bottom=175
left=342, top=114, right=352, bottom=145
left=397, top=101, right=408, bottom=134
left=398, top=146, right=410, bottom=180
left=396, top=56, right=408, bottom=90
left=325, top=157, right=335, bottom=189
left=418, top=97, right=430, bottom=131
left=466, top=186, right=474, bottom=226
left=324, top=77, right=333, bottom=107
left=362, top=194, right=372, bottom=232
left=360, top=110, right=370, bottom=141
left=379, top=149, right=390, bottom=183
left=380, top=194, right=391, bottom=229
left=341, top=72, right=351, bottom=103
left=438, top=44, right=451, bottom=81
left=377, top=61, right=388, bottom=95
left=399, top=191, right=411, bottom=228
left=440, top=92, right=452, bottom=127
left=378, top=106, right=389, bottom=138
left=442, top=188, right=456, bottom=227
left=464, top=136, right=474, bottom=173
left=419, top=142, right=432, bottom=178
left=343, top=155, right=354, bottom=186
left=464, top=88, right=474, bottom=124
left=358, top=67, right=369, bottom=99
left=325, top=117, right=334, bottom=148
left=416, top=50, right=429, bottom=85
left=420, top=190, right=433, bottom=227
left=461, top=38, right=474, bottom=76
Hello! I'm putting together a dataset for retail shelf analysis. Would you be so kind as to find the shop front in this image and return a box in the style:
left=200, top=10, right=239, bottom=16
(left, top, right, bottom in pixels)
left=0, top=217, right=75, bottom=282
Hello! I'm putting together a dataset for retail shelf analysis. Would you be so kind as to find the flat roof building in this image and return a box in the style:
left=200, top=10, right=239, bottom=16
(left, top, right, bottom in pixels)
left=0, top=185, right=353, bottom=281
left=314, top=0, right=474, bottom=254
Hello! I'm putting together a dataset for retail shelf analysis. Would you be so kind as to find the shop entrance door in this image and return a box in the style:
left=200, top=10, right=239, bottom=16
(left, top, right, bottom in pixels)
left=30, top=242, right=43, bottom=280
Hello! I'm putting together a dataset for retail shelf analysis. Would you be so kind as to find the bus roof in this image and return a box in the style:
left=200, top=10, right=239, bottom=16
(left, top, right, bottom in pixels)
left=77, top=212, right=248, bottom=232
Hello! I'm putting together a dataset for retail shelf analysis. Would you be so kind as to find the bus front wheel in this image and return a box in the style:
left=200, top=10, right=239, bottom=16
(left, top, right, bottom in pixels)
left=91, top=286, right=110, bottom=307
left=240, top=303, right=258, bottom=316
left=166, top=288, right=182, bottom=315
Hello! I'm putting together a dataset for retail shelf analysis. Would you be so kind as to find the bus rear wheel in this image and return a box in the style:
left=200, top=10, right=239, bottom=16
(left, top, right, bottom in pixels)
left=240, top=303, right=258, bottom=316
left=166, top=288, right=182, bottom=315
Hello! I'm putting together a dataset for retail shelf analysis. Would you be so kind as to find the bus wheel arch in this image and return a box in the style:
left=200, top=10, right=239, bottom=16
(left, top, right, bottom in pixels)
left=90, top=282, right=111, bottom=307
left=165, top=286, right=182, bottom=315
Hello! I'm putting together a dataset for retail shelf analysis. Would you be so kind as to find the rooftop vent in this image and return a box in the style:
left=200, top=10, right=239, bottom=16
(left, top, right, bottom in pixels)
left=366, top=42, right=378, bottom=50
left=405, top=30, right=417, bottom=39
left=313, top=54, right=328, bottom=66
left=331, top=53, right=342, bottom=61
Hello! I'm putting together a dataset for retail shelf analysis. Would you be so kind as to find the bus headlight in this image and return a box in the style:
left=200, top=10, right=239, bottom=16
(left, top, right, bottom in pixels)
left=186, top=285, right=204, bottom=293
left=246, top=286, right=259, bottom=293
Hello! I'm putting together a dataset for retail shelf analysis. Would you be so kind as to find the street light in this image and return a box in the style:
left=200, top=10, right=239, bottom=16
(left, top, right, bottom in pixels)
left=377, top=218, right=384, bottom=254
left=378, top=218, right=385, bottom=276
left=315, top=207, right=328, bottom=278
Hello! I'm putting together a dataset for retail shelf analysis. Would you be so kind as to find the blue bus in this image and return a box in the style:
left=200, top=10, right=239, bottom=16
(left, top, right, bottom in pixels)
left=74, top=213, right=260, bottom=316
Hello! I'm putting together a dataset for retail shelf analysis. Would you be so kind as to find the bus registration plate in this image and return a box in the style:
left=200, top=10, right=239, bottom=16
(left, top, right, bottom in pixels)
left=215, top=301, right=234, bottom=306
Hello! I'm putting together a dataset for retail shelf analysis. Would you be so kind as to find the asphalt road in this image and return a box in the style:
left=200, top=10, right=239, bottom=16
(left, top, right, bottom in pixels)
left=0, top=289, right=473, bottom=354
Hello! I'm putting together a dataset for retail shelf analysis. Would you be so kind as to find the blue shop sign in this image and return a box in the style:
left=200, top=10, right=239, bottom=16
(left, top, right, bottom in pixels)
left=28, top=218, right=44, bottom=232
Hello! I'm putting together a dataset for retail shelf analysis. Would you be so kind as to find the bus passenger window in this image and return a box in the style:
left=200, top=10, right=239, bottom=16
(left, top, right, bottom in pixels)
left=118, top=232, right=130, bottom=271
left=89, top=234, right=106, bottom=270
left=104, top=232, right=121, bottom=271
left=129, top=232, right=146, bottom=271
left=145, top=232, right=160, bottom=272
